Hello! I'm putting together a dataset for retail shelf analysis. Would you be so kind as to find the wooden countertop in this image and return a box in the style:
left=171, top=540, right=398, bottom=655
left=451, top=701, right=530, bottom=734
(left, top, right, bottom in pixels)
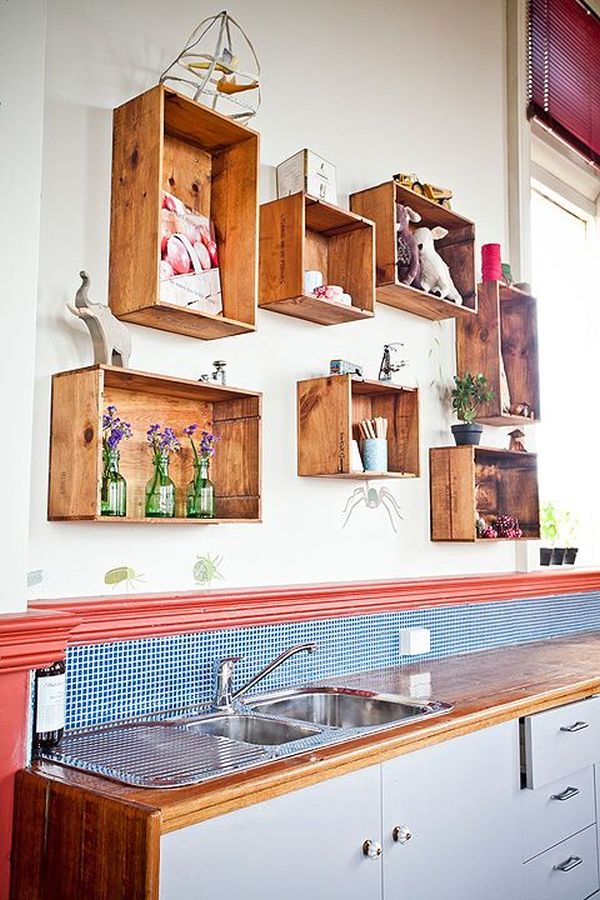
left=29, top=631, right=600, bottom=834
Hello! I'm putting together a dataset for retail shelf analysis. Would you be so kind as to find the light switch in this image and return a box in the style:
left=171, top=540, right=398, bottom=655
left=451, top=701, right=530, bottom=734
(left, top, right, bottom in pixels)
left=400, top=627, right=431, bottom=656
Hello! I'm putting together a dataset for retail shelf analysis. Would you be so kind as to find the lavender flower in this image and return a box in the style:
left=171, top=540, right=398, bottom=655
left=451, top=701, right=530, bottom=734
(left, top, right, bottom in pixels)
left=146, top=424, right=181, bottom=458
left=184, top=423, right=219, bottom=461
left=102, top=405, right=132, bottom=452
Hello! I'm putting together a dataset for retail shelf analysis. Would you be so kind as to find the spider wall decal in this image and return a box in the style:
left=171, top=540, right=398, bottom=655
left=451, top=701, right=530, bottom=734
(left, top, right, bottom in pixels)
left=342, top=483, right=404, bottom=532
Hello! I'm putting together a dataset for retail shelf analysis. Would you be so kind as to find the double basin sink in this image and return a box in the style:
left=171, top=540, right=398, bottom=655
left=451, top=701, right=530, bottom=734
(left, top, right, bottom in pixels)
left=171, top=686, right=453, bottom=747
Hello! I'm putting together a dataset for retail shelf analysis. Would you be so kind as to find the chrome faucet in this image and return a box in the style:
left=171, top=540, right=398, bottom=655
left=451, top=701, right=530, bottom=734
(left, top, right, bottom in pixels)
left=213, top=643, right=318, bottom=712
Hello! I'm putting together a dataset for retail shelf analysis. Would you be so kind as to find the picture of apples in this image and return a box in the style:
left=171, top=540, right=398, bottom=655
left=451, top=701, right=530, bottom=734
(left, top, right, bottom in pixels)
left=159, top=259, right=175, bottom=280
left=206, top=240, right=218, bottom=267
left=162, top=193, right=177, bottom=211
left=166, top=235, right=191, bottom=275
left=193, top=241, right=211, bottom=270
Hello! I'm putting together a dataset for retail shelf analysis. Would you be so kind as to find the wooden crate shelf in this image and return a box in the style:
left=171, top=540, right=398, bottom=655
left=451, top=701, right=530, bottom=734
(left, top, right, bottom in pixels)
left=429, top=446, right=540, bottom=542
left=48, top=366, right=261, bottom=523
left=259, top=193, right=375, bottom=325
left=109, top=85, right=259, bottom=340
left=297, top=375, right=419, bottom=478
left=349, top=181, right=477, bottom=321
left=457, top=281, right=541, bottom=426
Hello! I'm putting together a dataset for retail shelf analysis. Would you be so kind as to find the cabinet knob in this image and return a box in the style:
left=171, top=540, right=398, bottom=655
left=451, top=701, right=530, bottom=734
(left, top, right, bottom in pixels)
left=362, top=840, right=382, bottom=859
left=392, top=825, right=413, bottom=844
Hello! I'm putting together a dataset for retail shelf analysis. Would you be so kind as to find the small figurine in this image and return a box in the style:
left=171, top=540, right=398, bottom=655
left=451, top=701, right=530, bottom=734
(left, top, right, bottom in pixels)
left=330, top=359, right=363, bottom=377
left=378, top=343, right=408, bottom=382
left=393, top=173, right=453, bottom=209
left=67, top=271, right=131, bottom=367
left=510, top=402, right=535, bottom=420
left=508, top=429, right=526, bottom=452
left=199, top=360, right=227, bottom=386
left=396, top=203, right=422, bottom=286
left=413, top=227, right=463, bottom=304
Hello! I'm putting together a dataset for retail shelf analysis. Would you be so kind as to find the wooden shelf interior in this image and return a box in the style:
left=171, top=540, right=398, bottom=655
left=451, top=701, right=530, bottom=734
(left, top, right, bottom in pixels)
left=259, top=193, right=375, bottom=324
left=297, top=376, right=419, bottom=477
left=457, top=281, right=541, bottom=425
left=430, top=446, right=540, bottom=542
left=349, top=181, right=477, bottom=320
left=109, top=84, right=259, bottom=340
left=48, top=366, right=261, bottom=522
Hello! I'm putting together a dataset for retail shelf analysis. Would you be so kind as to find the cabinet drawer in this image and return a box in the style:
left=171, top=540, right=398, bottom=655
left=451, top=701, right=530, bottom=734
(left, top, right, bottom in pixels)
left=520, top=766, right=596, bottom=861
left=523, top=697, right=600, bottom=788
left=523, top=825, right=599, bottom=900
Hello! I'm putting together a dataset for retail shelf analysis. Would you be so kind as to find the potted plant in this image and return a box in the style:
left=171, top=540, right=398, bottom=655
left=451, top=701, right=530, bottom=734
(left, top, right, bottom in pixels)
left=450, top=373, right=495, bottom=446
left=539, top=502, right=559, bottom=566
left=563, top=511, right=579, bottom=565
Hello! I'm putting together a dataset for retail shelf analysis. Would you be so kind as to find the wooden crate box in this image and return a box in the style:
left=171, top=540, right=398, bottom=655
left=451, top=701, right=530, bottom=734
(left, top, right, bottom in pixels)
left=349, top=181, right=477, bottom=321
left=48, top=366, right=261, bottom=523
left=109, top=85, right=259, bottom=340
left=457, top=282, right=541, bottom=426
left=259, top=193, right=375, bottom=325
left=429, top=446, right=540, bottom=542
left=297, top=375, right=419, bottom=478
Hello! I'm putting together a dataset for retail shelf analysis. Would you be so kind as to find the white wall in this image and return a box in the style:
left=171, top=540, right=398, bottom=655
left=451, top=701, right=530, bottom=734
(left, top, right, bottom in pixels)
left=28, top=0, right=514, bottom=599
left=0, top=0, right=46, bottom=612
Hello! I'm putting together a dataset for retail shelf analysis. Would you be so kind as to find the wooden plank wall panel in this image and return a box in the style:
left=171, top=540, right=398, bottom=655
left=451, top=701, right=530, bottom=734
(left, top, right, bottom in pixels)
left=349, top=182, right=396, bottom=285
left=48, top=370, right=101, bottom=520
left=259, top=193, right=304, bottom=304
left=328, top=227, right=375, bottom=313
left=297, top=377, right=350, bottom=476
left=162, top=134, right=212, bottom=216
left=10, top=771, right=161, bottom=900
left=456, top=280, right=502, bottom=418
left=211, top=136, right=258, bottom=324
left=109, top=88, right=162, bottom=318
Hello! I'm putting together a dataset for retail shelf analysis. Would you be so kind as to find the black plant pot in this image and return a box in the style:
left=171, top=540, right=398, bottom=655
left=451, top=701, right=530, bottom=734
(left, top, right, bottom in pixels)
left=565, top=548, right=579, bottom=565
left=540, top=547, right=552, bottom=566
left=551, top=547, right=566, bottom=565
left=451, top=423, right=483, bottom=446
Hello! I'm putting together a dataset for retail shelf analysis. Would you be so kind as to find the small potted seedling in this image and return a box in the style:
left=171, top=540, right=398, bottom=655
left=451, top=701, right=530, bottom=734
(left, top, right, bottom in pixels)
left=450, top=373, right=495, bottom=446
left=563, top=511, right=579, bottom=565
left=539, top=502, right=559, bottom=566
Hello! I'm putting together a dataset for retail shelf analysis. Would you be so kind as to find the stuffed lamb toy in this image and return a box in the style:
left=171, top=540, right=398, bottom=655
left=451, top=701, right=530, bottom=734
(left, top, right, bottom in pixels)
left=413, top=226, right=463, bottom=304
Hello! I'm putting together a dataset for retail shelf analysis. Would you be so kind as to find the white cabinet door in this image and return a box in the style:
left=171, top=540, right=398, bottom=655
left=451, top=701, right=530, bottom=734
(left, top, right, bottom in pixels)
left=160, top=765, right=382, bottom=900
left=381, top=721, right=523, bottom=900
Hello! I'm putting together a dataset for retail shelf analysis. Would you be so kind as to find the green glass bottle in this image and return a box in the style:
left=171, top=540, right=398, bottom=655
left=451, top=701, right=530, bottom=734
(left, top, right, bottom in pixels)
left=145, top=453, right=176, bottom=518
left=186, top=456, right=215, bottom=519
left=100, top=448, right=127, bottom=517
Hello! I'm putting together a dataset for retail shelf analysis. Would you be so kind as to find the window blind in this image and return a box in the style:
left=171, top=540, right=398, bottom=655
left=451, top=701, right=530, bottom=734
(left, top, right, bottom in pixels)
left=528, top=0, right=600, bottom=166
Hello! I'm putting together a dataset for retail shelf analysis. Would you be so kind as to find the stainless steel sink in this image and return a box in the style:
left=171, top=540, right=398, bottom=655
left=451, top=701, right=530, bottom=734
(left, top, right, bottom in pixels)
left=249, top=687, right=453, bottom=730
left=183, top=713, right=321, bottom=745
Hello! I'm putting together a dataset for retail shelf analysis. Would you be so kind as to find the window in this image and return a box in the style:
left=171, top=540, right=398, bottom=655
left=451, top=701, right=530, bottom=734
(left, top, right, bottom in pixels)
left=530, top=184, right=600, bottom=561
left=528, top=0, right=600, bottom=167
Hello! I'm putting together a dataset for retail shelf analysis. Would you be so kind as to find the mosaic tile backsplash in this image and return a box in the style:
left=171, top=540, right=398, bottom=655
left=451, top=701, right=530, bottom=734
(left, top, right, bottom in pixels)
left=65, top=590, right=600, bottom=730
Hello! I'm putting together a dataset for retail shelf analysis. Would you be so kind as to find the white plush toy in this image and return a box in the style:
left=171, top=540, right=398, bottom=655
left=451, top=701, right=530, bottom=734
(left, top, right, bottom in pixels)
left=413, top=226, right=463, bottom=305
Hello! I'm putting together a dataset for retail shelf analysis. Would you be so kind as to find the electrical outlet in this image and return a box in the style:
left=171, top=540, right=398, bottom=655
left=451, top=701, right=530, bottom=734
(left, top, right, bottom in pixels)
left=400, top=627, right=431, bottom=656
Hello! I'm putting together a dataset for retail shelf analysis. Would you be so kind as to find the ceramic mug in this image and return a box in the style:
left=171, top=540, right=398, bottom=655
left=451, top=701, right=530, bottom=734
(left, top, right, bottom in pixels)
left=361, top=438, right=388, bottom=472
left=304, top=270, right=323, bottom=294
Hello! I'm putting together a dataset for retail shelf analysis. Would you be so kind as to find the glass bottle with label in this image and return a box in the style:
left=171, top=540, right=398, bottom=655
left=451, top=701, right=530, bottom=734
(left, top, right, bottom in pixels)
left=33, top=659, right=66, bottom=750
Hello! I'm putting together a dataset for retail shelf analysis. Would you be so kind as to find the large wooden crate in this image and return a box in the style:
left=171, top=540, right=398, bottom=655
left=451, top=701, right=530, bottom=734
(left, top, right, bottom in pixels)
left=109, top=85, right=259, bottom=340
left=48, top=366, right=261, bottom=523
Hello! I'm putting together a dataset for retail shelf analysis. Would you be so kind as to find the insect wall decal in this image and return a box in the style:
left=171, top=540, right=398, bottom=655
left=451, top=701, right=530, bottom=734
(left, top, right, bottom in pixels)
left=104, top=566, right=145, bottom=591
left=193, top=553, right=224, bottom=589
left=342, top=483, right=404, bottom=532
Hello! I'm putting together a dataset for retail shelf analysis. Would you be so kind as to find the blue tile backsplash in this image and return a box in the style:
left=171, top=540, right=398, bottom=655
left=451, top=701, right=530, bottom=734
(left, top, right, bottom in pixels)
left=65, top=591, right=600, bottom=730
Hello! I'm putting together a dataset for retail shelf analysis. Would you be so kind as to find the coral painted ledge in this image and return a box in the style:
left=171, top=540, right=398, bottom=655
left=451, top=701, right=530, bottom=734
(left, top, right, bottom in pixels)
left=27, top=569, right=600, bottom=647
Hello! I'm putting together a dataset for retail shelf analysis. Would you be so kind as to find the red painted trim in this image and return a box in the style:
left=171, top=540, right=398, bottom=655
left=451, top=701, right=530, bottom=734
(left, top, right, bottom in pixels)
left=0, top=670, right=29, bottom=900
left=29, top=570, right=600, bottom=646
left=0, top=610, right=81, bottom=674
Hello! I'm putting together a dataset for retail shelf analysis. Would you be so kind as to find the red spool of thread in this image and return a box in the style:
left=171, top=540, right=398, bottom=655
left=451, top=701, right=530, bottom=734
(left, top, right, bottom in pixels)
left=481, top=243, right=502, bottom=282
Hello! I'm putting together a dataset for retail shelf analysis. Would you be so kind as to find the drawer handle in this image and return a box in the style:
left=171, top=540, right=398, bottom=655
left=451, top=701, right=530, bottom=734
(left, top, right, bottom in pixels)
left=560, top=721, right=589, bottom=733
left=554, top=855, right=583, bottom=872
left=551, top=786, right=580, bottom=802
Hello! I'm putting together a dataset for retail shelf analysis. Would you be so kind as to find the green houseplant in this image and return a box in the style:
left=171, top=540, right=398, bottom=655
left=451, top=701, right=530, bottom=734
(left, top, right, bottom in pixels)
left=539, top=502, right=559, bottom=566
left=562, top=511, right=579, bottom=565
left=450, top=373, right=495, bottom=446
